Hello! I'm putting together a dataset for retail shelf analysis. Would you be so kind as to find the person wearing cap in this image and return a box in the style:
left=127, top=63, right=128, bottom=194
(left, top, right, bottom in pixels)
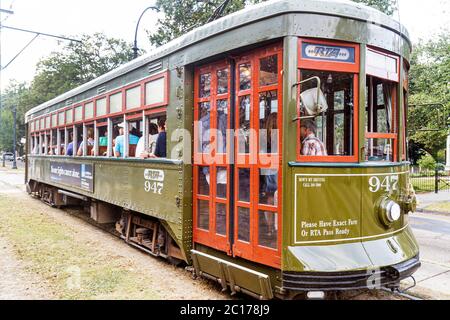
left=114, top=122, right=140, bottom=157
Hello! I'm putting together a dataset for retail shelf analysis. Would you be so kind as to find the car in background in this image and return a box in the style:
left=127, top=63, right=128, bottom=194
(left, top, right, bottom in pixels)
left=2, top=152, right=14, bottom=161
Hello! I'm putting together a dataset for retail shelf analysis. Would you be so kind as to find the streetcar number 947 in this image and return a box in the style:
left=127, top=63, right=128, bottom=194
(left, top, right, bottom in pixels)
left=368, top=175, right=399, bottom=193
left=145, top=181, right=164, bottom=194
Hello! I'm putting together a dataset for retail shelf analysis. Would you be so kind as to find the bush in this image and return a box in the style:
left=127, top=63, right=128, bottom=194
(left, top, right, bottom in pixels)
left=418, top=154, right=436, bottom=171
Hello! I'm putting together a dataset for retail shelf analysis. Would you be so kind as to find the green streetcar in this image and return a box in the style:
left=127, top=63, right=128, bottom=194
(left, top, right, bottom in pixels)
left=25, top=0, right=420, bottom=299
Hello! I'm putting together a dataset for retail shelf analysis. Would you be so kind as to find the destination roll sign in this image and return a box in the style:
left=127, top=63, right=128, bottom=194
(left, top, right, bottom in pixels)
left=302, top=42, right=355, bottom=63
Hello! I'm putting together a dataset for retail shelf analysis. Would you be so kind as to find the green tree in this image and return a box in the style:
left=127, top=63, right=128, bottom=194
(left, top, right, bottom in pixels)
left=0, top=33, right=134, bottom=153
left=148, top=0, right=266, bottom=46
left=148, top=0, right=397, bottom=46
left=28, top=32, right=134, bottom=106
left=352, top=0, right=396, bottom=16
left=0, top=81, right=30, bottom=153
left=408, top=31, right=450, bottom=162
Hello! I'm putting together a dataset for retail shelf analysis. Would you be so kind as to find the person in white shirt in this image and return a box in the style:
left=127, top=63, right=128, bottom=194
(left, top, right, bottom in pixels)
left=136, top=123, right=159, bottom=159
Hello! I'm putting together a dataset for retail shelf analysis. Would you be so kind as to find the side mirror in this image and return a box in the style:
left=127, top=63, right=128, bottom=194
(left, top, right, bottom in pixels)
left=292, top=76, right=328, bottom=122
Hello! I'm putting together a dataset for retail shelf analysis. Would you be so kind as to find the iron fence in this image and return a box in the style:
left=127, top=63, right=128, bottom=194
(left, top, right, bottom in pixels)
left=410, top=167, right=450, bottom=194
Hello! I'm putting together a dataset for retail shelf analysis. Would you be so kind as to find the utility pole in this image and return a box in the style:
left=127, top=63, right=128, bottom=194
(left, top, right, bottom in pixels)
left=12, top=105, right=16, bottom=169
left=0, top=5, right=14, bottom=156
left=446, top=116, right=450, bottom=171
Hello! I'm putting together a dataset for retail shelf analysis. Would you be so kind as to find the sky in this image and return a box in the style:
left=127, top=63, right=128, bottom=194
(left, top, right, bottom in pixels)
left=0, top=0, right=449, bottom=91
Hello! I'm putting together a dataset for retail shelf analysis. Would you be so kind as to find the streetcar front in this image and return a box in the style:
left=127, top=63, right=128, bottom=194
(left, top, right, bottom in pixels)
left=281, top=38, right=420, bottom=296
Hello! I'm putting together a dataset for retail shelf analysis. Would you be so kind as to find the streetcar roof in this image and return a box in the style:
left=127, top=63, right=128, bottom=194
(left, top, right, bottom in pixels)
left=25, top=0, right=410, bottom=120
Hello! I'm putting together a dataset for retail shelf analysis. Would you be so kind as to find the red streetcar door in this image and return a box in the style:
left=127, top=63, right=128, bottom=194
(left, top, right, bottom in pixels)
left=233, top=45, right=283, bottom=268
left=194, top=61, right=232, bottom=253
left=193, top=44, right=283, bottom=268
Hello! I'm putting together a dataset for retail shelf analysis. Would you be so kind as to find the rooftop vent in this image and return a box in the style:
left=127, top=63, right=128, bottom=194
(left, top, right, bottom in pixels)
left=148, top=60, right=163, bottom=74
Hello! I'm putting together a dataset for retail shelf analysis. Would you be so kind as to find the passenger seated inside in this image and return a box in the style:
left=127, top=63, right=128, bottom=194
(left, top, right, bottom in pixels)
left=136, top=122, right=159, bottom=159
left=77, top=128, right=94, bottom=156
left=300, top=119, right=327, bottom=156
left=114, top=122, right=140, bottom=158
left=91, top=129, right=108, bottom=156
left=149, top=118, right=167, bottom=158
left=66, top=133, right=75, bottom=156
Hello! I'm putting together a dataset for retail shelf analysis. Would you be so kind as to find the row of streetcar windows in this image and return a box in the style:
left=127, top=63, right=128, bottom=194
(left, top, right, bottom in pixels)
left=28, top=44, right=406, bottom=164
left=28, top=73, right=169, bottom=159
left=30, top=115, right=167, bottom=159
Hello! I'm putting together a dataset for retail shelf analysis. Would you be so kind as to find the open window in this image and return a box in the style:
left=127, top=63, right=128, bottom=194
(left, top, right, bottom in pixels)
left=297, top=39, right=359, bottom=162
left=365, top=47, right=400, bottom=162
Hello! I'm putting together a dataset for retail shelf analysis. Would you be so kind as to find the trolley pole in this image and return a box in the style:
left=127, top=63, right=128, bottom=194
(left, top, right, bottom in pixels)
left=12, top=105, right=17, bottom=169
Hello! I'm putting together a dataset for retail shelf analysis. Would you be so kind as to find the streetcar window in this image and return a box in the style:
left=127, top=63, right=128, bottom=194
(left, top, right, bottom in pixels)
left=299, top=70, right=355, bottom=158
left=259, top=55, right=278, bottom=87
left=84, top=102, right=94, bottom=120
left=258, top=211, right=277, bottom=249
left=145, top=77, right=165, bottom=106
left=239, top=64, right=251, bottom=91
left=66, top=109, right=73, bottom=125
left=217, top=69, right=229, bottom=94
left=73, top=125, right=82, bottom=157
left=199, top=73, right=211, bottom=98
left=110, top=92, right=122, bottom=114
left=238, top=207, right=250, bottom=242
left=52, top=113, right=57, bottom=128
left=65, top=129, right=73, bottom=156
left=259, top=169, right=278, bottom=206
left=216, top=203, right=227, bottom=236
left=78, top=125, right=94, bottom=157
left=365, top=76, right=397, bottom=162
left=217, top=99, right=228, bottom=154
left=74, top=106, right=83, bottom=122
left=198, top=101, right=211, bottom=154
left=259, top=91, right=278, bottom=154
left=238, top=96, right=251, bottom=154
left=126, top=86, right=141, bottom=110
left=197, top=200, right=209, bottom=231
left=58, top=112, right=64, bottom=126
left=96, top=97, right=107, bottom=117
left=96, top=125, right=108, bottom=157
left=50, top=130, right=57, bottom=155
left=59, top=129, right=65, bottom=156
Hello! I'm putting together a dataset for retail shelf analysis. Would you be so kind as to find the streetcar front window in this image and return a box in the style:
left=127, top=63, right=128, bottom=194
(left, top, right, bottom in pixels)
left=298, top=70, right=356, bottom=159
left=365, top=76, right=398, bottom=162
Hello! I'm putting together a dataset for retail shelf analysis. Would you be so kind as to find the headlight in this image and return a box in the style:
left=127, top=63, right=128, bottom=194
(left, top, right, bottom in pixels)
left=387, top=201, right=401, bottom=222
left=377, top=197, right=402, bottom=227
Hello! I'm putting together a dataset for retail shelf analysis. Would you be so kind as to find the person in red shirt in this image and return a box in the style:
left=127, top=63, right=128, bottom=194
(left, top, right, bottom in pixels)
left=300, top=119, right=327, bottom=156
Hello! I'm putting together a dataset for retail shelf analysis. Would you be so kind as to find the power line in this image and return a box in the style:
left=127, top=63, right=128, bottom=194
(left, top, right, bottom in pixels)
left=0, top=25, right=82, bottom=72
left=1, top=33, right=38, bottom=70
left=1, top=25, right=81, bottom=43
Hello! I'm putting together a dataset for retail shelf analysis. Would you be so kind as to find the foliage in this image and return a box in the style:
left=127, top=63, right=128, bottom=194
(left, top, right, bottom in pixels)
left=148, top=0, right=397, bottom=47
left=28, top=32, right=134, bottom=105
left=417, top=154, right=436, bottom=170
left=0, top=33, right=134, bottom=154
left=148, top=0, right=266, bottom=46
left=408, top=31, right=450, bottom=161
left=352, top=0, right=396, bottom=16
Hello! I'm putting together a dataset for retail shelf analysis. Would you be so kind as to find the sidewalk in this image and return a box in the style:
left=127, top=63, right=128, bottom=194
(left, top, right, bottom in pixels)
left=416, top=192, right=450, bottom=214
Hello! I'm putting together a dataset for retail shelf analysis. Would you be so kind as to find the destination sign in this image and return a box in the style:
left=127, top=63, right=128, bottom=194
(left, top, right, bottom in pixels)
left=302, top=42, right=355, bottom=63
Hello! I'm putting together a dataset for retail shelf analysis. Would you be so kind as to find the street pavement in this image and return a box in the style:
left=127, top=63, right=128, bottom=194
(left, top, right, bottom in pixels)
left=402, top=192, right=450, bottom=299
left=0, top=168, right=449, bottom=299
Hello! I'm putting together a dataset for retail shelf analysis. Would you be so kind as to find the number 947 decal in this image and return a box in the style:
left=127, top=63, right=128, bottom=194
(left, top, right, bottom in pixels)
left=368, top=175, right=399, bottom=193
left=144, top=169, right=165, bottom=195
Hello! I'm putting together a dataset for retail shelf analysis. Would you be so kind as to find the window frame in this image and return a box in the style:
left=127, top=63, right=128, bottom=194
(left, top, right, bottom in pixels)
left=365, top=82, right=398, bottom=162
left=28, top=71, right=169, bottom=159
left=297, top=38, right=360, bottom=163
